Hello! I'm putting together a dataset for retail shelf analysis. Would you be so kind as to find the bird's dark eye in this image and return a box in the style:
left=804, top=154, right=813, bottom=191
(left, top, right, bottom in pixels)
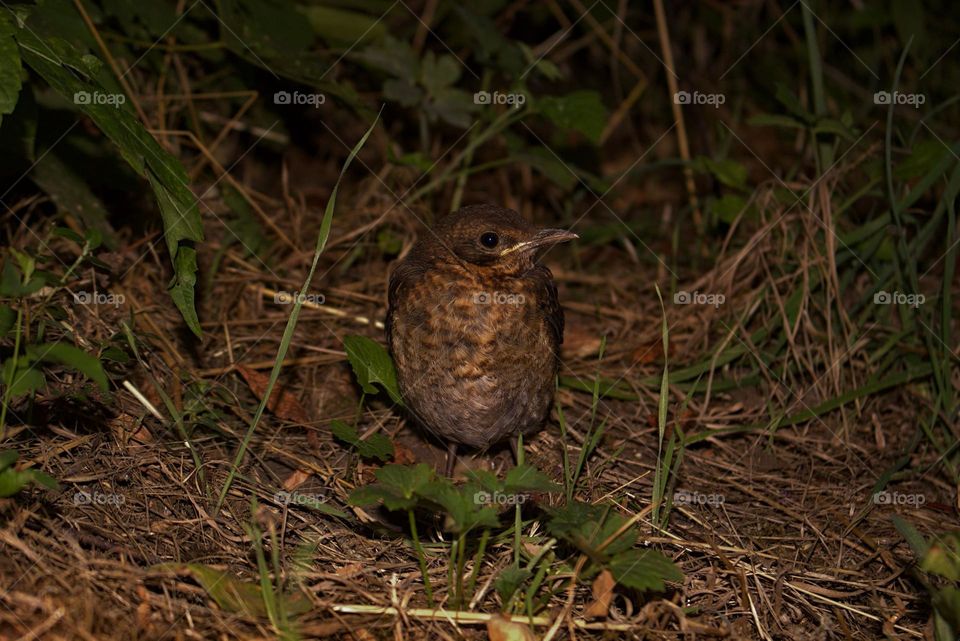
left=480, top=232, right=499, bottom=248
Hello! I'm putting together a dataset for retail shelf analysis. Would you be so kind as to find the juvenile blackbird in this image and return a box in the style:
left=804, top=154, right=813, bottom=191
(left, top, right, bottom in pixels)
left=386, top=204, right=577, bottom=474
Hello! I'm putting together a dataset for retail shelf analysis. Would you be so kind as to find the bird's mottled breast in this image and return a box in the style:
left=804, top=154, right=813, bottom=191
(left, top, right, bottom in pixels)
left=386, top=257, right=562, bottom=448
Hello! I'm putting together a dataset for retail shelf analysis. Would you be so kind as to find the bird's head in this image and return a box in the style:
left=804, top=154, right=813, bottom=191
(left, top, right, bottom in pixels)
left=428, top=204, right=577, bottom=276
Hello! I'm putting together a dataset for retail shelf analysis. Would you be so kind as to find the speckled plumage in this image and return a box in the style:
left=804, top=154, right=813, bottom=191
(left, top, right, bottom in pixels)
left=386, top=205, right=575, bottom=452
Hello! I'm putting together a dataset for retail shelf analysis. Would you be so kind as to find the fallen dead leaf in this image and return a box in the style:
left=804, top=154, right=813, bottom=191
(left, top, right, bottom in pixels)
left=392, top=443, right=416, bottom=465
left=237, top=365, right=309, bottom=424
left=584, top=569, right=616, bottom=619
left=487, top=614, right=535, bottom=641
left=281, top=469, right=312, bottom=491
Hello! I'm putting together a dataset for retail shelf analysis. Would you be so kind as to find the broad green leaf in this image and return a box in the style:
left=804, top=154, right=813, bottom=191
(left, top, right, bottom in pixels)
left=343, top=334, right=402, bottom=404
left=298, top=5, right=386, bottom=45
left=711, top=194, right=749, bottom=224
left=0, top=12, right=21, bottom=126
left=548, top=501, right=636, bottom=556
left=695, top=157, right=748, bottom=190
left=26, top=342, right=108, bottom=390
left=504, top=463, right=560, bottom=494
left=383, top=78, right=423, bottom=107
left=219, top=0, right=314, bottom=54
left=17, top=31, right=204, bottom=336
left=3, top=363, right=44, bottom=396
left=350, top=463, right=435, bottom=511
left=0, top=304, right=14, bottom=335
left=420, top=479, right=499, bottom=533
left=539, top=90, right=606, bottom=144
left=922, top=533, right=960, bottom=581
left=357, top=36, right=419, bottom=83
left=494, top=564, right=532, bottom=605
left=330, top=419, right=394, bottom=462
left=608, top=548, right=683, bottom=591
left=0, top=464, right=59, bottom=497
left=894, top=140, right=949, bottom=181
left=420, top=51, right=460, bottom=95
left=167, top=245, right=201, bottom=337
left=424, top=87, right=476, bottom=128
left=513, top=148, right=577, bottom=190
left=0, top=450, right=18, bottom=470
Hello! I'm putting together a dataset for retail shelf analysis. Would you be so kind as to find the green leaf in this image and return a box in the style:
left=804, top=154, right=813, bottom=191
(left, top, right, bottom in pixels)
left=161, top=563, right=311, bottom=618
left=711, top=194, right=749, bottom=224
left=811, top=117, right=856, bottom=140
left=892, top=515, right=929, bottom=558
left=932, top=587, right=960, bottom=637
left=298, top=5, right=386, bottom=45
left=330, top=419, right=394, bottom=462
left=343, top=335, right=403, bottom=405
left=0, top=456, right=59, bottom=497
left=17, top=30, right=204, bottom=336
left=513, top=147, right=577, bottom=190
left=0, top=450, right=18, bottom=471
left=0, top=12, right=22, bottom=126
left=349, top=463, right=434, bottom=511
left=420, top=52, right=460, bottom=94
left=0, top=304, right=14, bottom=336
left=695, top=157, right=748, bottom=190
left=504, top=464, right=560, bottom=494
left=608, top=548, right=683, bottom=591
left=894, top=140, right=949, bottom=181
left=419, top=479, right=499, bottom=533
left=495, top=564, right=532, bottom=605
left=167, top=245, right=201, bottom=337
left=539, top=91, right=607, bottom=144
left=26, top=342, right=108, bottom=390
left=747, top=113, right=806, bottom=130
left=383, top=78, right=423, bottom=107
left=548, top=501, right=636, bottom=557
left=2, top=363, right=45, bottom=397
left=922, top=533, right=960, bottom=581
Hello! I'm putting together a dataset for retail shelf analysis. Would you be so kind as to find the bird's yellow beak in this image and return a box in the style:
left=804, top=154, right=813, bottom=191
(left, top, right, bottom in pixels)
left=499, top=228, right=578, bottom=256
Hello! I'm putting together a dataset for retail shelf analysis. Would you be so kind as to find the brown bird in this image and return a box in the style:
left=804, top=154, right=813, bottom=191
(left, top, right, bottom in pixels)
left=386, top=204, right=577, bottom=474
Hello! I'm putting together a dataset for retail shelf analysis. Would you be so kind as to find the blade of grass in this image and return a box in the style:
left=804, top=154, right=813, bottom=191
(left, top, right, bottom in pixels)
left=216, top=111, right=381, bottom=513
left=652, top=285, right=669, bottom=525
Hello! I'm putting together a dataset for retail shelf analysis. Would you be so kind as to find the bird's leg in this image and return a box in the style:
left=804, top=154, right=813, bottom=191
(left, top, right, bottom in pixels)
left=444, top=441, right=458, bottom=477
left=509, top=435, right=520, bottom=466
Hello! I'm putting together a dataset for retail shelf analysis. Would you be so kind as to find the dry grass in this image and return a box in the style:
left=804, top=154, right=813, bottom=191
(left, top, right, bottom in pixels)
left=0, top=151, right=952, bottom=639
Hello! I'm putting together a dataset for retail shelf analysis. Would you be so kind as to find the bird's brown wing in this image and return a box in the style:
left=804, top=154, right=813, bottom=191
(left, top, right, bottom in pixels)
left=529, top=264, right=564, bottom=349
left=385, top=257, right=426, bottom=351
